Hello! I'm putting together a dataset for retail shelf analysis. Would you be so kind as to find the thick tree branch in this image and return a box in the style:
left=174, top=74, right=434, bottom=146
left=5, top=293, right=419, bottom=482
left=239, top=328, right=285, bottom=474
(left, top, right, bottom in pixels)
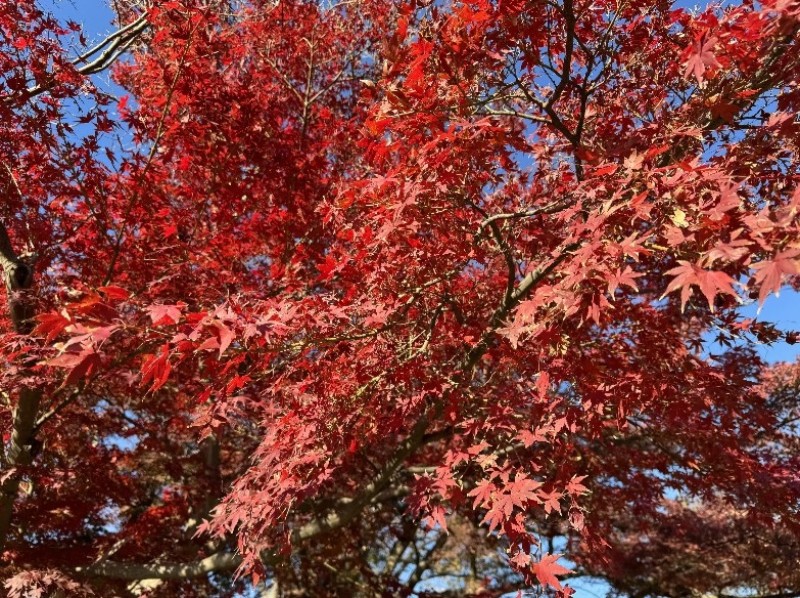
left=0, top=218, right=42, bottom=553
left=80, top=480, right=414, bottom=581
left=77, top=551, right=243, bottom=581
left=546, top=0, right=576, bottom=112
left=0, top=220, right=33, bottom=334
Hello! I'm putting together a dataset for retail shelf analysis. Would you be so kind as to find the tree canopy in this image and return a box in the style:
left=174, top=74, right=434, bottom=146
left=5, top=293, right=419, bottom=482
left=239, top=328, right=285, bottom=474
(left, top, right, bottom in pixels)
left=1, top=0, right=800, bottom=596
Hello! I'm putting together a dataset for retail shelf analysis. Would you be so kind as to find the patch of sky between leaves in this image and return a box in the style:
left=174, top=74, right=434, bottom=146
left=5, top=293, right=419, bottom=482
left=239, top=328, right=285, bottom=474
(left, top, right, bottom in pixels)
left=738, top=288, right=800, bottom=364
left=702, top=285, right=800, bottom=366
left=41, top=0, right=118, bottom=48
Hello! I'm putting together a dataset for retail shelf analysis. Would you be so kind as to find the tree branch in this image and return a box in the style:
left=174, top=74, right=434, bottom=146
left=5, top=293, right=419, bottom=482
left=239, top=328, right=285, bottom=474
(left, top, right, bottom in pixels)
left=0, top=218, right=42, bottom=553
left=18, top=12, right=150, bottom=101
left=76, top=551, right=242, bottom=581
left=0, top=219, right=33, bottom=333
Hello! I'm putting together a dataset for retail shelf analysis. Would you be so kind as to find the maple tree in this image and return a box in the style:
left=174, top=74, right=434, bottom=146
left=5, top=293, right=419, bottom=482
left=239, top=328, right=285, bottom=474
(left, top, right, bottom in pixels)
left=2, top=0, right=800, bottom=596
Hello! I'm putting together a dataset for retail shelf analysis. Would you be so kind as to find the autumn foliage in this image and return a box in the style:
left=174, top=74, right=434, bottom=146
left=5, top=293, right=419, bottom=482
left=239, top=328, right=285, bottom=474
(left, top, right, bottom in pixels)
left=2, top=0, right=800, bottom=596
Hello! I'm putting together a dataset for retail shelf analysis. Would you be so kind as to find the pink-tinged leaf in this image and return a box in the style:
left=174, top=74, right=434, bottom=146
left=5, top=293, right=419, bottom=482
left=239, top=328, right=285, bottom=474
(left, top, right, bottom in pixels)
left=607, top=266, right=642, bottom=297
left=214, top=322, right=235, bottom=357
left=90, top=325, right=119, bottom=343
left=498, top=316, right=526, bottom=349
left=506, top=474, right=542, bottom=509
left=715, top=180, right=741, bottom=215
left=509, top=551, right=532, bottom=569
left=518, top=428, right=547, bottom=448
left=468, top=479, right=495, bottom=509
left=566, top=475, right=589, bottom=495
left=541, top=490, right=563, bottom=515
left=480, top=506, right=505, bottom=534
left=424, top=505, right=448, bottom=533
left=48, top=351, right=86, bottom=369
left=662, top=261, right=737, bottom=311
left=623, top=152, right=644, bottom=170
left=532, top=554, right=571, bottom=590
left=196, top=336, right=221, bottom=352
left=751, top=250, right=800, bottom=305
left=147, top=304, right=183, bottom=326
left=683, top=36, right=722, bottom=84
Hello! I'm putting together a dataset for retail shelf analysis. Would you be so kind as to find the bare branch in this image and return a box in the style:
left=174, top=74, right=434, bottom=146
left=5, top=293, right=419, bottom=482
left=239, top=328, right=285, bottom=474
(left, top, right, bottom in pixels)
left=477, top=201, right=571, bottom=232
left=72, top=12, right=149, bottom=67
left=13, top=12, right=151, bottom=101
left=546, top=0, right=576, bottom=111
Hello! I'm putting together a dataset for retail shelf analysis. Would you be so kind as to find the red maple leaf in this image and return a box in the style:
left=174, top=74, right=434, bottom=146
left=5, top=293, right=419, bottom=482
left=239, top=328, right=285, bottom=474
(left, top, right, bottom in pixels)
left=663, top=260, right=738, bottom=311
left=147, top=303, right=184, bottom=326
left=751, top=250, right=800, bottom=305
left=533, top=554, right=571, bottom=590
left=683, top=36, right=722, bottom=84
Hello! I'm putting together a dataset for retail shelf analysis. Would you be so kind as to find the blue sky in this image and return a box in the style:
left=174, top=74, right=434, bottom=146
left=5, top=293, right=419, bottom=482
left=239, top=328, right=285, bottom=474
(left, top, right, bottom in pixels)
left=43, top=0, right=116, bottom=38
left=740, top=289, right=800, bottom=363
